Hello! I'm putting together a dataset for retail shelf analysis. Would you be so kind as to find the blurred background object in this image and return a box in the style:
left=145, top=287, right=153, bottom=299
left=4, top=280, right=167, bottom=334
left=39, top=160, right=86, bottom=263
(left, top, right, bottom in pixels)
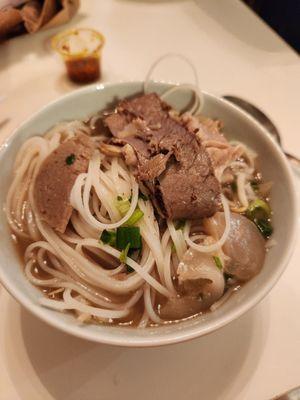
left=0, top=0, right=80, bottom=40
left=242, top=0, right=300, bottom=52
left=52, top=28, right=105, bottom=84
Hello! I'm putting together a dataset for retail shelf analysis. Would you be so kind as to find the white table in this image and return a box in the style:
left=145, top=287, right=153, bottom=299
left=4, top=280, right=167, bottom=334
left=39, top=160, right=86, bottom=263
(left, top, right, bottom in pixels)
left=1, top=1, right=300, bottom=399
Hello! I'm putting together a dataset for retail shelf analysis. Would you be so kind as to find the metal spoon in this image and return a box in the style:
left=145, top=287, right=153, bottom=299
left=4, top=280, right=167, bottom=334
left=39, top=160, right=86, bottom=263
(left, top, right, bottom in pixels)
left=222, top=95, right=300, bottom=168
left=222, top=97, right=300, bottom=400
left=272, top=385, right=300, bottom=399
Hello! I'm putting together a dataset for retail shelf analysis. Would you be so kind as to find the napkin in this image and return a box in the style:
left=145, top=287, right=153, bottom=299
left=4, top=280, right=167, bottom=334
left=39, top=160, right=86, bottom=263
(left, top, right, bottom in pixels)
left=0, top=0, right=80, bottom=40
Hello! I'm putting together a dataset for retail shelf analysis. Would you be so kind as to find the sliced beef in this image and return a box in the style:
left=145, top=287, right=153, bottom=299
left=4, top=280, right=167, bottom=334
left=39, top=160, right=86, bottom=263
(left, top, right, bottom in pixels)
left=138, top=153, right=171, bottom=181
left=122, top=143, right=138, bottom=166
left=105, top=115, right=151, bottom=159
left=182, top=113, right=241, bottom=173
left=104, top=113, right=128, bottom=136
left=104, top=93, right=221, bottom=220
left=119, top=93, right=170, bottom=127
left=157, top=153, right=221, bottom=220
left=34, top=133, right=94, bottom=233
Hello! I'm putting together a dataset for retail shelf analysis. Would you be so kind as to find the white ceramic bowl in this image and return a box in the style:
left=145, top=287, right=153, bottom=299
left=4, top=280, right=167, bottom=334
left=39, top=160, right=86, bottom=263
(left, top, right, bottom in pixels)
left=0, top=82, right=297, bottom=346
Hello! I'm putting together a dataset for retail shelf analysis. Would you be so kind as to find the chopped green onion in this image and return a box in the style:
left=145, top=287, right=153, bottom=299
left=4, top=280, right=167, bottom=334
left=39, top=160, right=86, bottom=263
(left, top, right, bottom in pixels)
left=256, top=219, right=273, bottom=238
left=125, top=249, right=139, bottom=273
left=246, top=199, right=271, bottom=221
left=213, top=256, right=223, bottom=270
left=138, top=190, right=149, bottom=201
left=100, top=230, right=116, bottom=246
left=116, top=226, right=142, bottom=250
left=246, top=199, right=273, bottom=238
left=123, top=208, right=144, bottom=226
left=175, top=219, right=186, bottom=230
left=65, top=153, right=76, bottom=165
left=119, top=243, right=130, bottom=263
left=115, top=196, right=131, bottom=216
left=230, top=181, right=237, bottom=192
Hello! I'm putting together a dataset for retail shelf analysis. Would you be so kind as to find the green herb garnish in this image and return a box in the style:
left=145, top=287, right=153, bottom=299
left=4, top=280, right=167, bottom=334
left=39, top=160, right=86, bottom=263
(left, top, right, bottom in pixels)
left=246, top=199, right=271, bottom=221
left=256, top=219, right=273, bottom=238
left=213, top=256, right=223, bottom=270
left=246, top=199, right=273, bottom=238
left=100, top=226, right=141, bottom=271
left=115, top=196, right=131, bottom=216
left=119, top=244, right=139, bottom=272
left=116, top=226, right=142, bottom=250
left=125, top=249, right=139, bottom=273
left=123, top=208, right=144, bottom=226
left=65, top=153, right=76, bottom=165
left=119, top=243, right=130, bottom=263
left=100, top=230, right=116, bottom=246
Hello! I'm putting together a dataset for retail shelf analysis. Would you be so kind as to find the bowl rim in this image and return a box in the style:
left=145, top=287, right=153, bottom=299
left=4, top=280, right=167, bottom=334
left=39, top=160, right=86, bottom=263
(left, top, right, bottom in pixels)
left=0, top=81, right=298, bottom=347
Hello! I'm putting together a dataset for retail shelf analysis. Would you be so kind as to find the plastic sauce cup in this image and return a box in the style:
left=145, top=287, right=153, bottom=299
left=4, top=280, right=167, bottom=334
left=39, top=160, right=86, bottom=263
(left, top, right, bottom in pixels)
left=51, top=28, right=105, bottom=84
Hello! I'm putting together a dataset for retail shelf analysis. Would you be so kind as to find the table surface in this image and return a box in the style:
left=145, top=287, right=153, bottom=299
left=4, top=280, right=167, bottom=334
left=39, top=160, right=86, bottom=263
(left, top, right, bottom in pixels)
left=1, top=1, right=300, bottom=399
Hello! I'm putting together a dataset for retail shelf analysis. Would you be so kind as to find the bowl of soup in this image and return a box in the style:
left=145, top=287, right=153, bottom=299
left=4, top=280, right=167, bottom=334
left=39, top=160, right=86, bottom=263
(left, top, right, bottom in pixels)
left=0, top=81, right=297, bottom=346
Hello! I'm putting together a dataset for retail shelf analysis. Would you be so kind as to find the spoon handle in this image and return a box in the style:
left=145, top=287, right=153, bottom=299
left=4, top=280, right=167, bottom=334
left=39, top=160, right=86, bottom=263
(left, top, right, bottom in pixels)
left=271, top=385, right=300, bottom=399
left=285, top=151, right=300, bottom=167
left=222, top=95, right=300, bottom=172
left=284, top=152, right=300, bottom=176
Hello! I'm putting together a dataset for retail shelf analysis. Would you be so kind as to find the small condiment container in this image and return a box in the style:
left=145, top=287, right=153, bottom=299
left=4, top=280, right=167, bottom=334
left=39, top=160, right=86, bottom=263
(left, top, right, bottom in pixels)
left=51, top=28, right=105, bottom=84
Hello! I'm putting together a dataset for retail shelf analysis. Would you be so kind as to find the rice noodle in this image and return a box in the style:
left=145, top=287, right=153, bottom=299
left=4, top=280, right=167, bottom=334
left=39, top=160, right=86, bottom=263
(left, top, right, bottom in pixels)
left=167, top=220, right=187, bottom=260
left=70, top=152, right=140, bottom=230
left=39, top=289, right=130, bottom=320
left=236, top=172, right=249, bottom=207
left=144, top=284, right=162, bottom=324
left=184, top=195, right=231, bottom=253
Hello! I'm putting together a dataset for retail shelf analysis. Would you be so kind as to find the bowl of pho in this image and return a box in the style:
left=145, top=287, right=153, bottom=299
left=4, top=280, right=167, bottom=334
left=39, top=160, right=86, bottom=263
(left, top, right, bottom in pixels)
left=0, top=81, right=297, bottom=346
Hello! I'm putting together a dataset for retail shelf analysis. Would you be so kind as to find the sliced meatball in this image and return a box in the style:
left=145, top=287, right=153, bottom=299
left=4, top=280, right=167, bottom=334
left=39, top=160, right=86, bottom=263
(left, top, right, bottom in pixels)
left=204, top=212, right=266, bottom=281
left=177, top=249, right=225, bottom=306
left=160, top=248, right=225, bottom=319
left=34, top=133, right=94, bottom=233
left=159, top=296, right=204, bottom=320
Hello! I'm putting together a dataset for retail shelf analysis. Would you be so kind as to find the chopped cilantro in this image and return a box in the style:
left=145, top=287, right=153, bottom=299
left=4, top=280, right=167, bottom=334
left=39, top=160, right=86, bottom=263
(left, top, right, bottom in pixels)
left=65, top=153, right=76, bottom=165
left=119, top=243, right=130, bottom=263
left=100, top=230, right=116, bottom=247
left=213, top=256, right=223, bottom=270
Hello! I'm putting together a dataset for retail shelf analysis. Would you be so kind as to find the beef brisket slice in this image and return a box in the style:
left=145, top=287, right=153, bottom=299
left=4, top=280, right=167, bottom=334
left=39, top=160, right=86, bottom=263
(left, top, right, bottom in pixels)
left=34, top=133, right=94, bottom=233
left=157, top=142, right=221, bottom=220
left=104, top=93, right=221, bottom=219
